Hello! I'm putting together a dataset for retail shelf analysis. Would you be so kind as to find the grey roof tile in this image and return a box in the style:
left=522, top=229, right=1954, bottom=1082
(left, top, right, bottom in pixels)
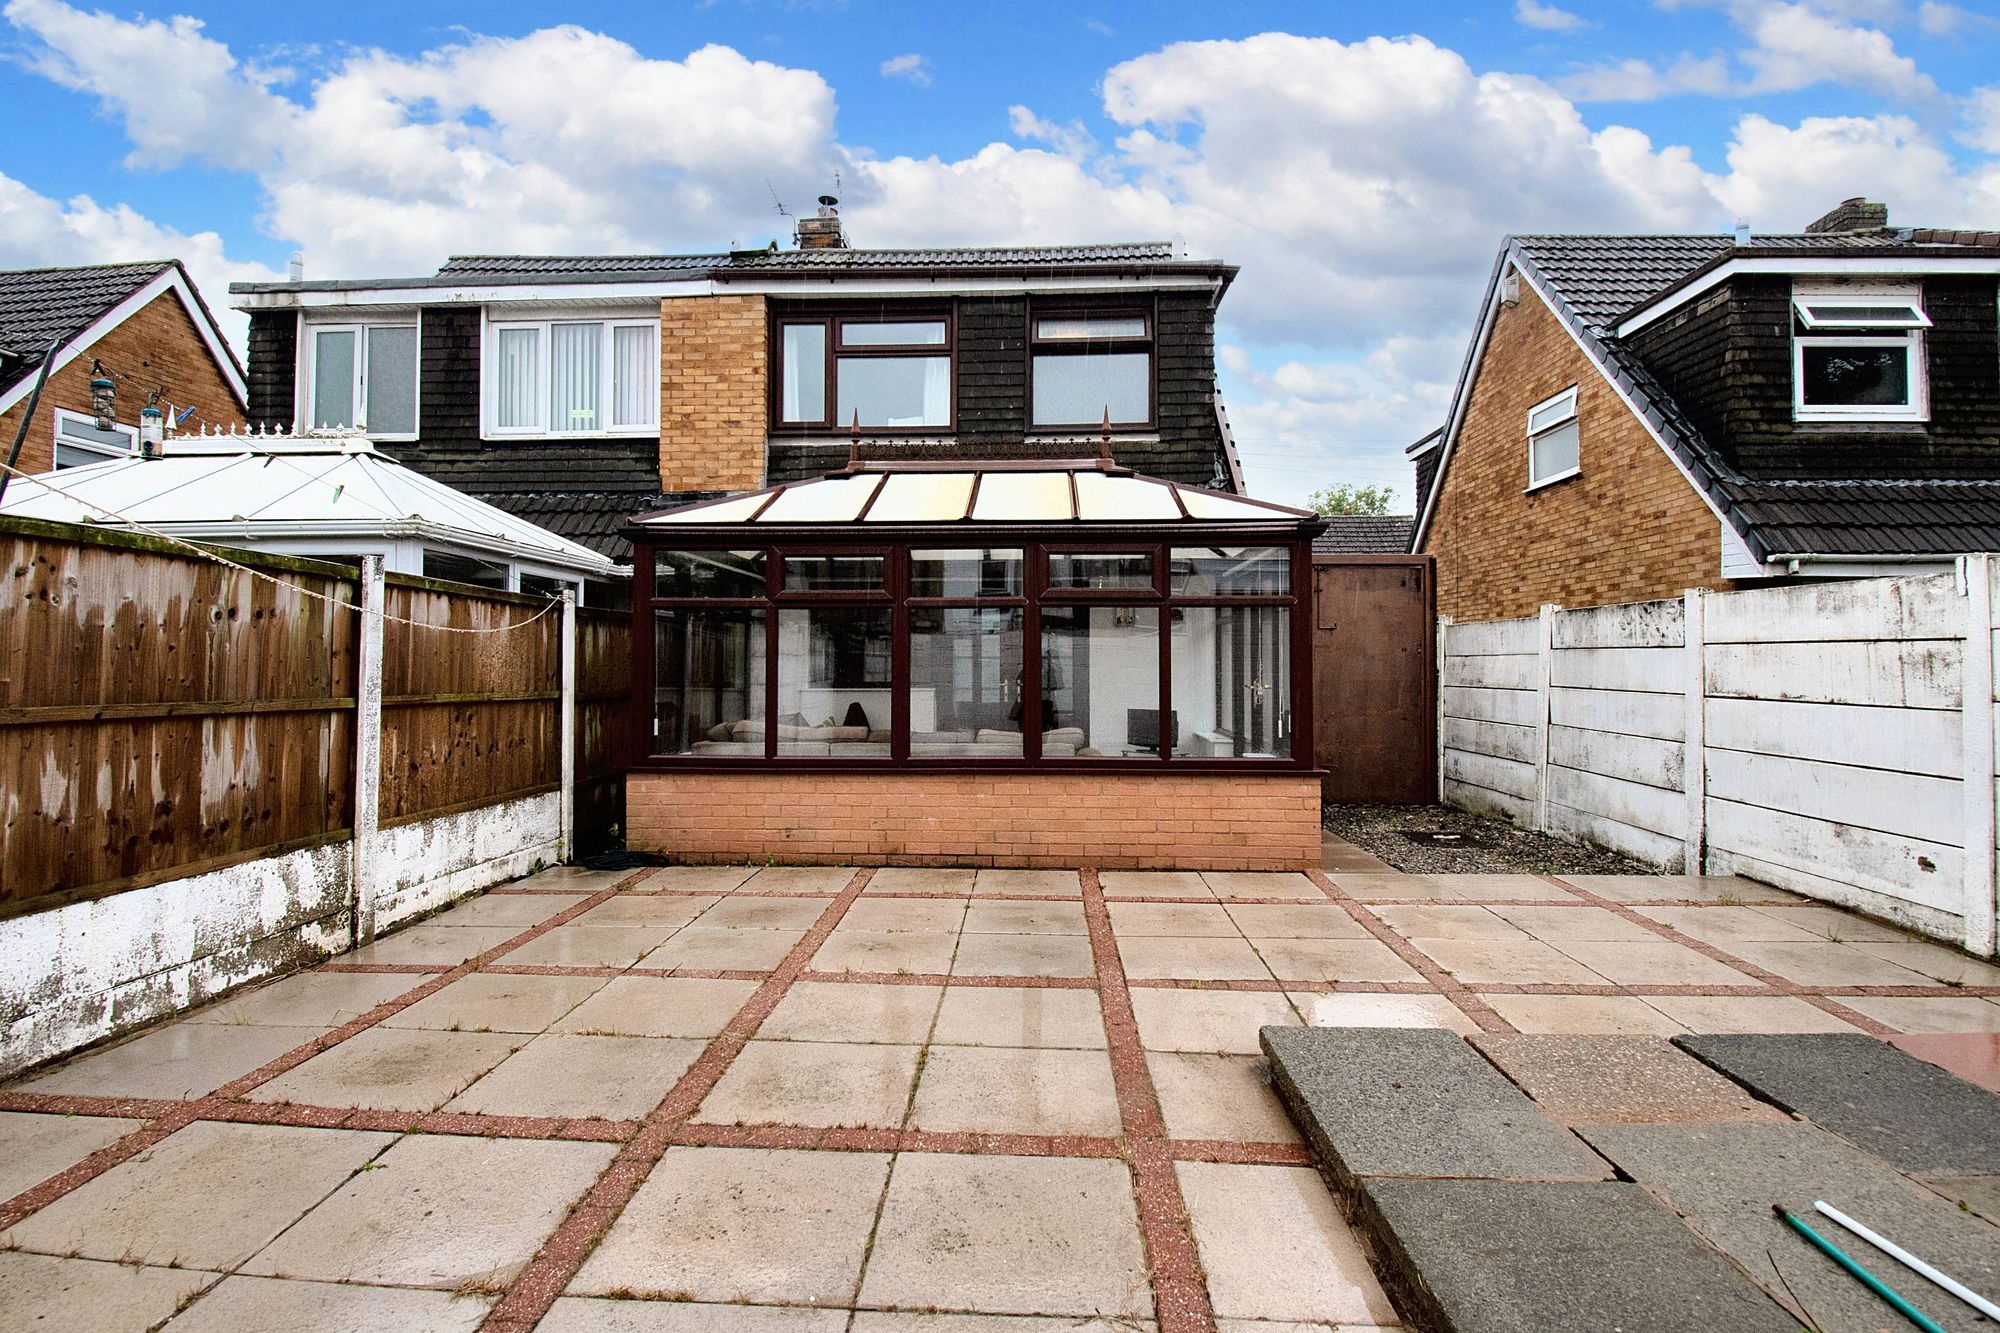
left=0, top=261, right=174, bottom=391
left=1313, top=515, right=1415, bottom=554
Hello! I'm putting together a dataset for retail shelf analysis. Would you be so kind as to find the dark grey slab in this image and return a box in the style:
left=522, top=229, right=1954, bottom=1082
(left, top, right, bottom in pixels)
left=1260, top=1026, right=1610, bottom=1186
left=1676, top=1032, right=2000, bottom=1175
left=1923, top=1174, right=2000, bottom=1227
left=1359, top=1178, right=1800, bottom=1333
left=1585, top=1121, right=2000, bottom=1333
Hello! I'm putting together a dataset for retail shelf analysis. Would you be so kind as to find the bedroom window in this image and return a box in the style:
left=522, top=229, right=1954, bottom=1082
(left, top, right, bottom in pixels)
left=1526, top=386, right=1580, bottom=489
left=304, top=324, right=417, bottom=438
left=1030, top=307, right=1153, bottom=428
left=773, top=313, right=952, bottom=430
left=52, top=407, right=137, bottom=468
left=486, top=318, right=658, bottom=436
left=1792, top=284, right=1929, bottom=422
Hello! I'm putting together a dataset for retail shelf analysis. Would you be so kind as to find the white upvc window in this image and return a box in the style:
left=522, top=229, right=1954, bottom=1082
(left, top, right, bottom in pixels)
left=483, top=316, right=658, bottom=437
left=300, top=322, right=419, bottom=438
left=1526, top=386, right=1580, bottom=490
left=52, top=407, right=137, bottom=468
left=1792, top=282, right=1929, bottom=422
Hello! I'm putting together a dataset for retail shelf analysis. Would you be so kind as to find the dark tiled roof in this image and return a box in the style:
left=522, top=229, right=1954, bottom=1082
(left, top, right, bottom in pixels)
left=1718, top=479, right=2000, bottom=557
left=477, top=491, right=720, bottom=560
left=1313, top=515, right=1415, bottom=554
left=434, top=242, right=1182, bottom=282
left=0, top=261, right=172, bottom=391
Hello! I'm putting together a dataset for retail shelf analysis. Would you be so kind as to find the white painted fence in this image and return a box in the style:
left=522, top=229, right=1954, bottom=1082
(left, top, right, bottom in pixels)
left=1441, top=565, right=1998, bottom=956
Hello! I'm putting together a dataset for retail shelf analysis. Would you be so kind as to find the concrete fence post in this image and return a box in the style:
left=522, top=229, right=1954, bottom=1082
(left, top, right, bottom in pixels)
left=351, top=554, right=386, bottom=947
left=1435, top=614, right=1452, bottom=804
left=1535, top=604, right=1559, bottom=833
left=1960, top=554, right=1997, bottom=957
left=559, top=589, right=577, bottom=863
left=1683, top=587, right=1707, bottom=876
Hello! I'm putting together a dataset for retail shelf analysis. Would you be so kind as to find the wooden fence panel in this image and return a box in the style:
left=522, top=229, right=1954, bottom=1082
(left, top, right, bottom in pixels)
left=0, top=519, right=356, bottom=915
left=377, top=576, right=561, bottom=827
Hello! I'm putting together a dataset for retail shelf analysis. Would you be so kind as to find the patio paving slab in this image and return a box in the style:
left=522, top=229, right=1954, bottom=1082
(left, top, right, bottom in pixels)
left=1582, top=1120, right=2000, bottom=1333
left=1722, top=939, right=1934, bottom=987
left=1098, top=869, right=1211, bottom=897
left=0, top=1251, right=211, bottom=1333
left=1222, top=902, right=1369, bottom=938
left=1545, top=939, right=1757, bottom=987
left=972, top=869, right=1081, bottom=897
left=853, top=1316, right=1158, bottom=1332
left=760, top=981, right=944, bottom=1044
left=1634, top=905, right=1824, bottom=945
left=857, top=1153, right=1150, bottom=1317
left=2, top=1122, right=394, bottom=1269
left=0, top=1112, right=142, bottom=1201
left=1477, top=993, right=1686, bottom=1035
left=1147, top=1052, right=1300, bottom=1143
left=1638, top=993, right=1861, bottom=1033
left=1891, top=1031, right=2000, bottom=1092
left=1367, top=904, right=1526, bottom=939
left=838, top=899, right=968, bottom=933
left=961, top=900, right=1088, bottom=935
left=427, top=892, right=589, bottom=928
left=739, top=867, right=854, bottom=895
left=1469, top=1035, right=1785, bottom=1125
left=1203, top=871, right=1324, bottom=900
left=1106, top=902, right=1241, bottom=937
left=1421, top=874, right=1580, bottom=903
left=247, top=1028, right=522, bottom=1113
left=551, top=976, right=761, bottom=1039
left=239, top=1134, right=616, bottom=1289
left=163, top=1275, right=490, bottom=1332
left=379, top=972, right=609, bottom=1034
left=1291, top=991, right=1480, bottom=1035
left=1358, top=1177, right=1798, bottom=1333
left=1676, top=1032, right=2000, bottom=1174
left=1838, top=993, right=2000, bottom=1032
left=929, top=986, right=1107, bottom=1049
left=1856, top=939, right=2000, bottom=985
left=1331, top=873, right=1454, bottom=901
left=570, top=1146, right=890, bottom=1305
left=950, top=932, right=1095, bottom=978
left=641, top=927, right=806, bottom=971
left=17, top=1023, right=320, bottom=1101
left=1252, top=937, right=1421, bottom=983
left=1178, top=1162, right=1396, bottom=1325
left=1261, top=1027, right=1610, bottom=1184
left=1557, top=874, right=1799, bottom=904
left=569, top=895, right=718, bottom=929
left=1131, top=988, right=1300, bottom=1054
left=812, top=929, right=959, bottom=975
left=503, top=924, right=672, bottom=969
left=908, top=1045, right=1122, bottom=1136
left=695, top=1040, right=922, bottom=1128
left=1118, top=935, right=1275, bottom=981
left=1487, top=904, right=1661, bottom=941
left=185, top=971, right=414, bottom=1028
left=444, top=1034, right=703, bottom=1119
left=642, top=865, right=757, bottom=893
left=864, top=867, right=976, bottom=893
left=344, top=924, right=520, bottom=965
left=1407, top=937, right=1609, bottom=986
left=541, top=1298, right=849, bottom=1331
left=1924, top=1174, right=2000, bottom=1225
left=694, top=897, right=833, bottom=930
left=1749, top=903, right=1910, bottom=940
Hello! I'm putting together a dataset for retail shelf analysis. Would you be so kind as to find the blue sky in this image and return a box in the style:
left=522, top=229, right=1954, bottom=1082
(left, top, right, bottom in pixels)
left=2, top=0, right=1996, bottom=504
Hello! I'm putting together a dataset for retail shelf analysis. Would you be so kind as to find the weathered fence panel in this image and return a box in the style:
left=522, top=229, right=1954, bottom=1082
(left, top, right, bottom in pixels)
left=1438, top=568, right=1998, bottom=954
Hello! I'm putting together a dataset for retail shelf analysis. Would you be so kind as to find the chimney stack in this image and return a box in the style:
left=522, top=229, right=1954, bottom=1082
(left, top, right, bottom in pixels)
left=1804, top=197, right=1889, bottom=235
left=795, top=195, right=847, bottom=250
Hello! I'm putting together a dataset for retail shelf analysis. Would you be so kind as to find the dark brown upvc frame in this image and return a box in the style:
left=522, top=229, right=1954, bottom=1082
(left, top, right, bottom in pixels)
left=633, top=528, right=1315, bottom=776
left=768, top=304, right=957, bottom=435
left=1027, top=296, right=1158, bottom=432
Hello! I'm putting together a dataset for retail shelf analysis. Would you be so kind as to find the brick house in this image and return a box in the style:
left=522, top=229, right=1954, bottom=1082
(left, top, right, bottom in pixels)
left=228, top=204, right=1247, bottom=565
left=0, top=262, right=245, bottom=477
left=1410, top=199, right=2000, bottom=622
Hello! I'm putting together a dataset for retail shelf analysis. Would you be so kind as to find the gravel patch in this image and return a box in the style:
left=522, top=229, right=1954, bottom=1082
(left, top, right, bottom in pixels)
left=1323, top=804, right=1655, bottom=877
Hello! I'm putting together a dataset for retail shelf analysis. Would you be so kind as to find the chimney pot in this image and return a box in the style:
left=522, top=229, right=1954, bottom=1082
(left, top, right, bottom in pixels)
left=796, top=194, right=847, bottom=249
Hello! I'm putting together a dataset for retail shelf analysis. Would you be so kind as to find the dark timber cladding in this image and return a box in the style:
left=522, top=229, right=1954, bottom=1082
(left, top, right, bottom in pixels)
left=1627, top=273, right=2000, bottom=479
left=245, top=309, right=297, bottom=431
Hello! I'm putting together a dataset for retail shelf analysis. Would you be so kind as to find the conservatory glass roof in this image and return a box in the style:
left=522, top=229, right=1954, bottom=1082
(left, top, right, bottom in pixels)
left=636, top=466, right=1311, bottom=528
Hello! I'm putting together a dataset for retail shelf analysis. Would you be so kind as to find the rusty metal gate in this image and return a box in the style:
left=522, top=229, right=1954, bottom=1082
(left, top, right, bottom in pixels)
left=1312, top=555, right=1436, bottom=804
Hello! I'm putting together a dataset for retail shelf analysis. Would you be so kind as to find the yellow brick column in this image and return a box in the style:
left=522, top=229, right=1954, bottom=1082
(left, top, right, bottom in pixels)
left=659, top=293, right=768, bottom=492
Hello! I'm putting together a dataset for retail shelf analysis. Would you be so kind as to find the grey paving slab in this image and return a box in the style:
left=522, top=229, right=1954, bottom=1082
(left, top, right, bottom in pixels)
left=426, top=891, right=588, bottom=928
left=2, top=1122, right=395, bottom=1269
left=163, top=1275, right=491, bottom=1331
left=444, top=1034, right=703, bottom=1119
left=378, top=972, right=609, bottom=1034
left=16, top=1023, right=319, bottom=1101
left=542, top=1299, right=850, bottom=1331
left=0, top=1111, right=141, bottom=1201
left=1177, top=1161, right=1395, bottom=1324
left=1260, top=1026, right=1610, bottom=1185
left=1584, top=1120, right=2000, bottom=1333
left=1677, top=1032, right=2000, bottom=1174
left=550, top=976, right=760, bottom=1039
left=0, top=1251, right=212, bottom=1333
left=1358, top=1178, right=1798, bottom=1333
left=1922, top=1174, right=2000, bottom=1225
left=186, top=971, right=415, bottom=1028
left=246, top=1028, right=522, bottom=1113
left=1470, top=1035, right=1786, bottom=1125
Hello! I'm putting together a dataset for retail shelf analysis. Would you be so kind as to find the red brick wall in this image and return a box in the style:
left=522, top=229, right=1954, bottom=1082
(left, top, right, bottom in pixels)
left=628, top=771, right=1324, bottom=870
left=658, top=293, right=767, bottom=493
left=1, top=287, right=244, bottom=477
left=1420, top=279, right=1732, bottom=622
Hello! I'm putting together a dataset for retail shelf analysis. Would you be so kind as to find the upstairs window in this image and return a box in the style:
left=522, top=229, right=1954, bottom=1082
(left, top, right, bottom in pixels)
left=775, top=314, right=952, bottom=431
left=1792, top=284, right=1929, bottom=422
left=1526, top=386, right=1580, bottom=489
left=52, top=407, right=136, bottom=468
left=305, top=323, right=418, bottom=437
left=1031, top=308, right=1152, bottom=428
left=486, top=318, right=658, bottom=436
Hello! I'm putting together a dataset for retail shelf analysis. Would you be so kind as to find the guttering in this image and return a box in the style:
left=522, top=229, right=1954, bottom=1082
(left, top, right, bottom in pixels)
left=1764, top=551, right=1958, bottom=577
left=1617, top=253, right=2000, bottom=338
left=75, top=516, right=618, bottom=577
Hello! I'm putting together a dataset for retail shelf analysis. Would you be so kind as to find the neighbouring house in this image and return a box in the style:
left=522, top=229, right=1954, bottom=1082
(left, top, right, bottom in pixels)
left=1313, top=514, right=1415, bottom=555
left=1410, top=198, right=2000, bottom=621
left=0, top=429, right=618, bottom=597
left=227, top=201, right=1247, bottom=563
left=0, top=261, right=246, bottom=476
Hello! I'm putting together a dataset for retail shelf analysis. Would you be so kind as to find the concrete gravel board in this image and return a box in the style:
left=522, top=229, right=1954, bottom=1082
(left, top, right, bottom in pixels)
left=1261, top=1026, right=1610, bottom=1185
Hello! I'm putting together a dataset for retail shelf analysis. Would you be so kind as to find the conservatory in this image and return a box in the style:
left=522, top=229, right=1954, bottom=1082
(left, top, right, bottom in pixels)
left=622, top=461, right=1328, bottom=869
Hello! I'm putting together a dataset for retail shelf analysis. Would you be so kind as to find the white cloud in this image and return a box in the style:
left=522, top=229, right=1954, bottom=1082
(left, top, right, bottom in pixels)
left=1007, top=105, right=1096, bottom=159
left=1711, top=112, right=2000, bottom=228
left=1737, top=1, right=1935, bottom=99
left=1515, top=0, right=1589, bottom=32
left=878, top=52, right=930, bottom=86
left=1562, top=54, right=1733, bottom=101
left=1964, top=88, right=2000, bottom=154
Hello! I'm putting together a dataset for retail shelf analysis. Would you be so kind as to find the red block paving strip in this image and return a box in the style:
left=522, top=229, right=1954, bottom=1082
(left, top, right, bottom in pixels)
left=1307, top=869, right=1517, bottom=1035
left=1540, top=875, right=1898, bottom=1036
left=1079, top=868, right=1219, bottom=1333
left=0, top=867, right=656, bottom=1232
left=478, top=866, right=877, bottom=1333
